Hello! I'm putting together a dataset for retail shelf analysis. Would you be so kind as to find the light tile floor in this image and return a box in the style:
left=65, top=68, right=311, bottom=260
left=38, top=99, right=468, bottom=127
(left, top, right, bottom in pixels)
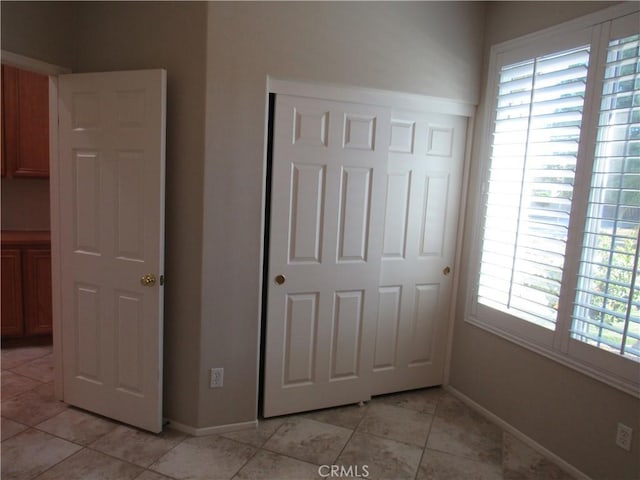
left=1, top=345, right=576, bottom=480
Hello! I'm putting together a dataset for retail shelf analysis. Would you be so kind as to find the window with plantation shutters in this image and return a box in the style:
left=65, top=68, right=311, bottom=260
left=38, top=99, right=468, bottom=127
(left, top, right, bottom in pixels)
left=468, top=6, right=640, bottom=395
left=478, top=45, right=589, bottom=330
left=571, top=33, right=640, bottom=361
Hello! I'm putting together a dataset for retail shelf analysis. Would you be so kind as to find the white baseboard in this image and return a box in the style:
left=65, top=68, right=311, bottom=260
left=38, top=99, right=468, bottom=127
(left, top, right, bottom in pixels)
left=165, top=418, right=257, bottom=437
left=445, top=386, right=591, bottom=480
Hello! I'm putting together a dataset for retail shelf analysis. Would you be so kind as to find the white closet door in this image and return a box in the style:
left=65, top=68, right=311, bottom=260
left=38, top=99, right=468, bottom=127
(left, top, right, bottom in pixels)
left=263, top=94, right=390, bottom=417
left=372, top=110, right=467, bottom=395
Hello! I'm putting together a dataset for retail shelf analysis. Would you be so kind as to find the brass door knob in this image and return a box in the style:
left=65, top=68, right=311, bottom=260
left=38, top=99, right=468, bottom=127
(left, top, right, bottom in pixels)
left=275, top=274, right=286, bottom=285
left=140, top=274, right=157, bottom=287
left=443, top=266, right=451, bottom=276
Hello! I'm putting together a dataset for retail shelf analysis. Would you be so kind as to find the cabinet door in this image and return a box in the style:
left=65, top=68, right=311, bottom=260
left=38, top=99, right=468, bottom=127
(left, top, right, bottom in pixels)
left=1, top=65, right=49, bottom=178
left=14, top=68, right=50, bottom=177
left=1, top=249, right=24, bottom=337
left=24, top=249, right=52, bottom=336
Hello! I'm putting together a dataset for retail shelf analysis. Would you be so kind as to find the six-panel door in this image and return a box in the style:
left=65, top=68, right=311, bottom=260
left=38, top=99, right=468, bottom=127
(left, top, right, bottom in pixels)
left=264, top=94, right=467, bottom=417
left=264, top=95, right=390, bottom=416
left=58, top=70, right=166, bottom=433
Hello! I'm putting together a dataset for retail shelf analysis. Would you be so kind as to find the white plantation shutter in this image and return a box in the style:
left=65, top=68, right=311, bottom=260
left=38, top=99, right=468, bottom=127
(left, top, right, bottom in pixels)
left=572, top=33, right=640, bottom=361
left=479, top=45, right=590, bottom=330
left=470, top=8, right=640, bottom=394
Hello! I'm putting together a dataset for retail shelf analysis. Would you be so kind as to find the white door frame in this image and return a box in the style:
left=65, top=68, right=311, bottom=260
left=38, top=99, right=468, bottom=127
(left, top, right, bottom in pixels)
left=1, top=50, right=71, bottom=400
left=266, top=78, right=476, bottom=117
left=260, top=77, right=477, bottom=411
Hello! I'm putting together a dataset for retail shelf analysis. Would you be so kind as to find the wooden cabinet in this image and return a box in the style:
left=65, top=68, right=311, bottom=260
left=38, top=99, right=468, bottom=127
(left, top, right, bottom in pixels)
left=1, top=65, right=50, bottom=178
left=1, top=231, right=52, bottom=343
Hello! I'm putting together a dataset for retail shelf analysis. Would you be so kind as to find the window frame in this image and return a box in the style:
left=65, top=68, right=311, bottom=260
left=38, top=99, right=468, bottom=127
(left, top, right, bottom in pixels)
left=465, top=3, right=640, bottom=398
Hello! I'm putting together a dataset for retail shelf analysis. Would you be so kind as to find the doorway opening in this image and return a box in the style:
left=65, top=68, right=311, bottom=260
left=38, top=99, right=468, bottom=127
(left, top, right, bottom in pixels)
left=1, top=51, right=68, bottom=400
left=1, top=65, right=53, bottom=347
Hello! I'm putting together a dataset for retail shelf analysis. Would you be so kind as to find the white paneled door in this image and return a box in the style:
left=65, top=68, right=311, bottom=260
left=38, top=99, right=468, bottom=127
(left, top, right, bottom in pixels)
left=264, top=93, right=467, bottom=417
left=264, top=95, right=390, bottom=417
left=372, top=110, right=467, bottom=395
left=58, top=70, right=166, bottom=433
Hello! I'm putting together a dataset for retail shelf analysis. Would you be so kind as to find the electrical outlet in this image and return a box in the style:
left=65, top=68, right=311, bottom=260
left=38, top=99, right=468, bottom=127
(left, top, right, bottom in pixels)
left=616, top=423, right=633, bottom=451
left=210, top=368, right=224, bottom=388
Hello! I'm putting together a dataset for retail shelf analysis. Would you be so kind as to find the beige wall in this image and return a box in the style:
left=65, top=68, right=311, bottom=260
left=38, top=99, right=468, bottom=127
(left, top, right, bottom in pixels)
left=200, top=1, right=486, bottom=427
left=1, top=179, right=50, bottom=230
left=1, top=1, right=77, bottom=69
left=449, top=2, right=640, bottom=479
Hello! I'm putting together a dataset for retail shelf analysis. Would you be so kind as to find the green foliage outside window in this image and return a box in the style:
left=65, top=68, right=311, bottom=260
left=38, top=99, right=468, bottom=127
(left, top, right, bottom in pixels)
left=584, top=232, right=640, bottom=350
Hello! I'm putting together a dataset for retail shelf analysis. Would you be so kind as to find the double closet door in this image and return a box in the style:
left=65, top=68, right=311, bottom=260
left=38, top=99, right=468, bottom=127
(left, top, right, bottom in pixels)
left=263, top=94, right=467, bottom=417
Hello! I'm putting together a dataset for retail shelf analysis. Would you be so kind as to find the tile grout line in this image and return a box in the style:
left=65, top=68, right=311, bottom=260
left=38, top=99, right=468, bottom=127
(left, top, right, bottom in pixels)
left=84, top=434, right=191, bottom=478
left=328, top=402, right=364, bottom=467
left=228, top=440, right=262, bottom=479
left=1, top=349, right=53, bottom=371
left=8, top=427, right=159, bottom=478
left=259, top=444, right=327, bottom=469
left=412, top=398, right=441, bottom=480
left=0, top=415, right=30, bottom=441
left=1, top=367, right=49, bottom=401
left=254, top=416, right=335, bottom=470
left=257, top=412, right=359, bottom=469
left=243, top=416, right=289, bottom=460
left=353, top=399, right=438, bottom=450
left=14, top=427, right=82, bottom=480
left=1, top=400, right=67, bottom=430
